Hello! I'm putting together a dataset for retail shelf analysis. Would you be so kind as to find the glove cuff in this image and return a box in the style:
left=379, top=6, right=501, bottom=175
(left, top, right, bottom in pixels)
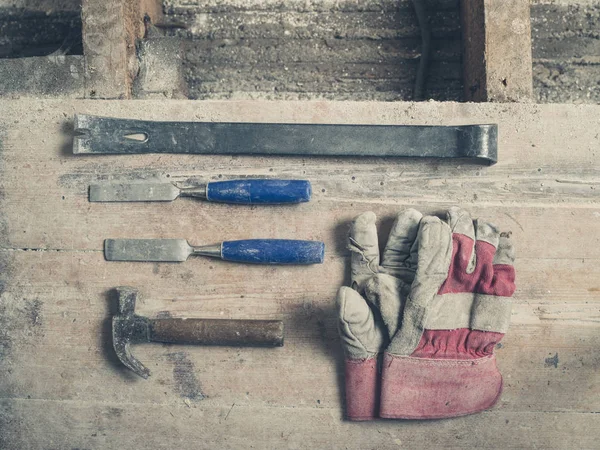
left=344, top=357, right=379, bottom=421
left=380, top=352, right=502, bottom=419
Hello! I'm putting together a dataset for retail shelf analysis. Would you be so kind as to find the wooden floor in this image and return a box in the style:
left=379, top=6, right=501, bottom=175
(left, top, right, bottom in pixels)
left=0, top=99, right=599, bottom=449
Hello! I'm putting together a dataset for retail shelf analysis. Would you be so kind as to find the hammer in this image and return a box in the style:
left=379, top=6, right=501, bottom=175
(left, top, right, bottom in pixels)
left=112, top=287, right=284, bottom=379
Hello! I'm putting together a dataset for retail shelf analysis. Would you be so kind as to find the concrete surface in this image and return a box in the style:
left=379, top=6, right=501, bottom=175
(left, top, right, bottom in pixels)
left=532, top=2, right=600, bottom=103
left=164, top=0, right=463, bottom=101
left=0, top=1, right=81, bottom=58
left=162, top=0, right=600, bottom=103
left=0, top=54, right=84, bottom=97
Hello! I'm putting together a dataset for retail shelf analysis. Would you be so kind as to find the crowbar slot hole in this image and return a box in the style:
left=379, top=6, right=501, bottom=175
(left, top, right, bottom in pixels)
left=123, top=131, right=149, bottom=143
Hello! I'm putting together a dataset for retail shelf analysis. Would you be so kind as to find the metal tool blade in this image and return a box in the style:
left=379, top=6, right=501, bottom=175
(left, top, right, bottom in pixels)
left=90, top=183, right=181, bottom=202
left=105, top=239, right=192, bottom=262
left=73, top=114, right=498, bottom=164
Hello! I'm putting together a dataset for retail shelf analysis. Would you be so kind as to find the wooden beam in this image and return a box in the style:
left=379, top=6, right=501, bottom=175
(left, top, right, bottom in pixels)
left=81, top=0, right=162, bottom=99
left=461, top=0, right=533, bottom=102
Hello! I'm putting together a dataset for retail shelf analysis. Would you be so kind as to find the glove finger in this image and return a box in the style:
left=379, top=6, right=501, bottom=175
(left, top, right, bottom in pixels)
left=447, top=206, right=477, bottom=273
left=447, top=206, right=475, bottom=239
left=348, top=212, right=380, bottom=290
left=475, top=219, right=500, bottom=249
left=380, top=208, right=423, bottom=283
left=473, top=219, right=500, bottom=269
left=494, top=235, right=515, bottom=266
left=415, top=216, right=453, bottom=278
left=489, top=234, right=517, bottom=297
left=388, top=216, right=453, bottom=356
left=364, top=273, right=410, bottom=341
left=337, top=287, right=387, bottom=359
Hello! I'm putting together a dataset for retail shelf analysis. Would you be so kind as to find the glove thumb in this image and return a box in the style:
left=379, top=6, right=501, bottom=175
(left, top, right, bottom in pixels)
left=337, top=287, right=387, bottom=360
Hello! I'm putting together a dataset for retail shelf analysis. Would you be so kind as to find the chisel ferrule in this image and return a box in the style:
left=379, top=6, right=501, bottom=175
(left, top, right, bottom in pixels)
left=178, top=185, right=208, bottom=200
left=190, top=243, right=222, bottom=258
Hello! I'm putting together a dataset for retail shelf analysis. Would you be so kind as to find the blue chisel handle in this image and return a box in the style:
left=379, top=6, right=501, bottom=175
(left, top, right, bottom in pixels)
left=221, top=239, right=325, bottom=264
left=206, top=179, right=311, bottom=204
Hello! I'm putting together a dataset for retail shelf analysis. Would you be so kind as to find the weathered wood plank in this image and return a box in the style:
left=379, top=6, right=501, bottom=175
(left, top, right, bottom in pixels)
left=81, top=0, right=162, bottom=99
left=81, top=0, right=131, bottom=99
left=461, top=0, right=533, bottom=102
left=1, top=101, right=599, bottom=249
left=1, top=99, right=599, bottom=448
left=1, top=243, right=599, bottom=409
left=2, top=401, right=599, bottom=450
left=178, top=36, right=462, bottom=101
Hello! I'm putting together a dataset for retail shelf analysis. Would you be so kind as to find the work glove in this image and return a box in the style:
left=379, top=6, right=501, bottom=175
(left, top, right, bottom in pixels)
left=337, top=207, right=516, bottom=420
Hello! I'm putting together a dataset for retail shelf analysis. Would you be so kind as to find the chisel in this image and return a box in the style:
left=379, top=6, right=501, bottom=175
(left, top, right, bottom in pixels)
left=89, top=179, right=311, bottom=204
left=104, top=238, right=325, bottom=264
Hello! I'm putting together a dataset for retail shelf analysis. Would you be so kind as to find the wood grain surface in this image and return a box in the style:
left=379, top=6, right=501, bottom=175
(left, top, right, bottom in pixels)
left=461, top=0, right=533, bottom=102
left=0, top=99, right=599, bottom=449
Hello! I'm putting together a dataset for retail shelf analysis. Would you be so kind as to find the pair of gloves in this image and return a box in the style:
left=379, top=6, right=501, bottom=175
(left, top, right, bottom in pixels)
left=337, top=207, right=515, bottom=420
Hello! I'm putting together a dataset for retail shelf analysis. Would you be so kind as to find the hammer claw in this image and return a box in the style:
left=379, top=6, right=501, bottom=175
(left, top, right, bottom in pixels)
left=115, top=340, right=151, bottom=379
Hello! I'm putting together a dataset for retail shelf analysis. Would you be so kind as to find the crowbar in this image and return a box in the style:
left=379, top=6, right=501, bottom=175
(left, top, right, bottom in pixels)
left=73, top=114, right=498, bottom=164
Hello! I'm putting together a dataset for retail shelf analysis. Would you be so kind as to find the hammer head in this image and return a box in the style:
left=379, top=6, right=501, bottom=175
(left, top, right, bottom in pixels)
left=112, top=287, right=152, bottom=379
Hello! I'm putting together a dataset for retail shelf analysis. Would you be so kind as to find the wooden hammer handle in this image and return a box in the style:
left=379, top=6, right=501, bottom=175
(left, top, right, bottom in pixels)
left=149, top=318, right=284, bottom=347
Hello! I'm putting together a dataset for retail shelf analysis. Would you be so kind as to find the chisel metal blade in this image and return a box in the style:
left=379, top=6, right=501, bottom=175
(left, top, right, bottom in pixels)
left=105, top=239, right=192, bottom=262
left=90, top=183, right=181, bottom=202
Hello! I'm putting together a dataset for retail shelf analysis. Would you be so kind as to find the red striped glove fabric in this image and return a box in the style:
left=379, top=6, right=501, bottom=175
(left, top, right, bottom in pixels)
left=337, top=207, right=515, bottom=420
left=379, top=207, right=516, bottom=419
